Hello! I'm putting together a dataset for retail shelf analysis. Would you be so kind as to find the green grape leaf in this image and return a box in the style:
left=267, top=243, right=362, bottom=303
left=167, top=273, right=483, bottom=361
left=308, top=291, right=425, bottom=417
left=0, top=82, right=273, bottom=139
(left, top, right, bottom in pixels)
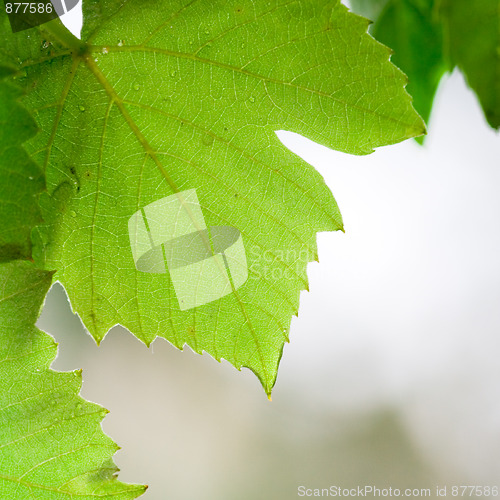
left=1, top=0, right=424, bottom=394
left=0, top=261, right=146, bottom=499
left=440, top=0, right=500, bottom=129
left=0, top=66, right=44, bottom=262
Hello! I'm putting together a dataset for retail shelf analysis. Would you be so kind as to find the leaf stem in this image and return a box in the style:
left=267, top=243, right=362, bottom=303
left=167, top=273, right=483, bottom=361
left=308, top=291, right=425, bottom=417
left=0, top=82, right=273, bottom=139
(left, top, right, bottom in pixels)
left=38, top=18, right=87, bottom=56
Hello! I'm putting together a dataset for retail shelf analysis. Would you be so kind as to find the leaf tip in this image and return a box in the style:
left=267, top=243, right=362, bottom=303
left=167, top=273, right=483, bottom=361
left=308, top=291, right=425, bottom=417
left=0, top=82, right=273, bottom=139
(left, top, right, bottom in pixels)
left=404, top=113, right=427, bottom=141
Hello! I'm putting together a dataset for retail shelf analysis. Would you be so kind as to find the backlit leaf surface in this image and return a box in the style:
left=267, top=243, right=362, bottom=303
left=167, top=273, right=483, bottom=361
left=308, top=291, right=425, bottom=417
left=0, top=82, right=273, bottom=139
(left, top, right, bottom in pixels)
left=0, top=0, right=424, bottom=393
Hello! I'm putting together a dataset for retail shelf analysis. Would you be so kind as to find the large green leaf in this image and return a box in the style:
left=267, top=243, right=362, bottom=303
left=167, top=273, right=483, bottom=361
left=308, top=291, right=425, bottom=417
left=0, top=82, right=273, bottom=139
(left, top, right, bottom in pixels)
left=0, top=66, right=44, bottom=261
left=440, top=0, right=500, bottom=129
left=1, top=0, right=424, bottom=394
left=0, top=261, right=146, bottom=498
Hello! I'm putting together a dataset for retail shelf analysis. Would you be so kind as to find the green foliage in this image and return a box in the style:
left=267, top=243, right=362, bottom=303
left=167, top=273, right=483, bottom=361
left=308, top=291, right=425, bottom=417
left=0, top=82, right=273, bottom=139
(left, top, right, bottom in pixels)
left=372, top=0, right=445, bottom=137
left=0, top=67, right=44, bottom=261
left=0, top=261, right=146, bottom=499
left=1, top=0, right=423, bottom=394
left=0, top=1, right=430, bottom=496
left=350, top=0, right=500, bottom=132
left=440, top=0, right=500, bottom=129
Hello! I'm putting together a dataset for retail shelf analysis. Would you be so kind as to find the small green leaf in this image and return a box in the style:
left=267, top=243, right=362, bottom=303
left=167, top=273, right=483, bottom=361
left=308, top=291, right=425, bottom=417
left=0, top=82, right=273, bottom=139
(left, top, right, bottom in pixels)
left=440, top=0, right=500, bottom=129
left=1, top=0, right=424, bottom=394
left=0, top=66, right=44, bottom=261
left=0, top=261, right=146, bottom=499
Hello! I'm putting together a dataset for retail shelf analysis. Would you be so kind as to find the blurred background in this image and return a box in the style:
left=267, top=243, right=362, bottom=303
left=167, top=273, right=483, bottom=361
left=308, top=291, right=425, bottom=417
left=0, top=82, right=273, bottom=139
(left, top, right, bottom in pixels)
left=37, top=2, right=500, bottom=498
